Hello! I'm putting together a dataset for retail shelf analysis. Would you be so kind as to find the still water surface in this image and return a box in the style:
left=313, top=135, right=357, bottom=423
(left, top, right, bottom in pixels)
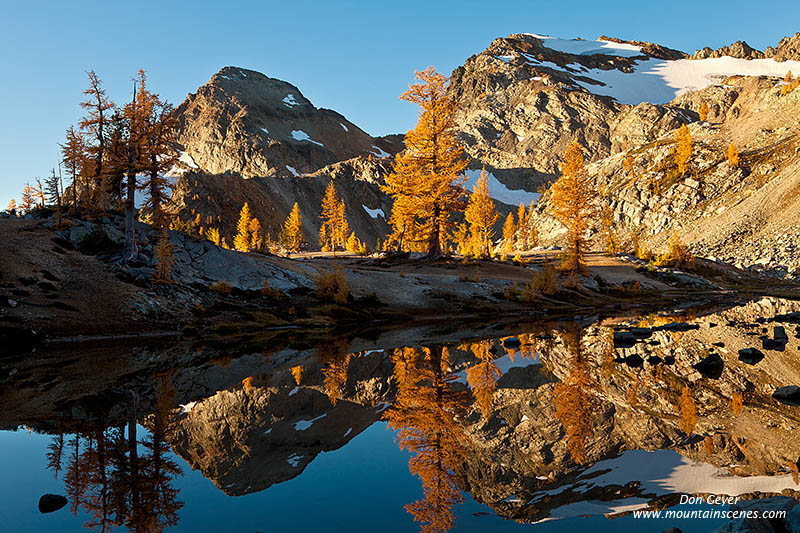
left=3, top=297, right=800, bottom=532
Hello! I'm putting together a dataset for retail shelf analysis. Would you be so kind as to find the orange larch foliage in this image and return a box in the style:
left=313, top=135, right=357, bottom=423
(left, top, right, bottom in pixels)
left=552, top=330, right=596, bottom=465
left=673, top=124, right=693, bottom=177
left=463, top=170, right=499, bottom=258
left=699, top=101, right=709, bottom=121
left=319, top=180, right=349, bottom=252
left=549, top=140, right=595, bottom=272
left=291, top=365, right=304, bottom=386
left=282, top=202, right=304, bottom=252
left=322, top=353, right=351, bottom=406
left=465, top=341, right=501, bottom=418
left=727, top=142, right=739, bottom=168
left=382, top=67, right=468, bottom=256
left=384, top=346, right=469, bottom=533
left=679, top=384, right=697, bottom=435
left=234, top=203, right=253, bottom=252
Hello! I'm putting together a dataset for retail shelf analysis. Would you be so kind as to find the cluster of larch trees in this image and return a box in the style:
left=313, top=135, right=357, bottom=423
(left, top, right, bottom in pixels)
left=9, top=69, right=179, bottom=278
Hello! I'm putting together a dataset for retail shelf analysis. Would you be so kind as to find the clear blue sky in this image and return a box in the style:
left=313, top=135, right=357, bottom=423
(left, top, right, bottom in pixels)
left=2, top=0, right=798, bottom=204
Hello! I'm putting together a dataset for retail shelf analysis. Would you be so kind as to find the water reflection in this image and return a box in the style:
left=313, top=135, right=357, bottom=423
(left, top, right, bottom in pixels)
left=5, top=297, right=800, bottom=531
left=45, top=377, right=183, bottom=531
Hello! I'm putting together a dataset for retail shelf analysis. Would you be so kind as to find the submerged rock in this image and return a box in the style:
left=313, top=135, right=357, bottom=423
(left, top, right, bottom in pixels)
left=693, top=353, right=724, bottom=379
left=38, top=494, right=67, bottom=514
left=738, top=348, right=765, bottom=365
left=773, top=386, right=800, bottom=406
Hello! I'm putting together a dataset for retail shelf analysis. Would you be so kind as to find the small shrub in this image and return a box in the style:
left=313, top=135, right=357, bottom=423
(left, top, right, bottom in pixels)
left=653, top=233, right=694, bottom=270
left=260, top=280, right=283, bottom=299
left=315, top=268, right=349, bottom=304
left=210, top=280, right=233, bottom=295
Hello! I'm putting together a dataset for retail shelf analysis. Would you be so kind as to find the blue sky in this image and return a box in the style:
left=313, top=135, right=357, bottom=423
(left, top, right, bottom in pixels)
left=2, top=0, right=798, bottom=204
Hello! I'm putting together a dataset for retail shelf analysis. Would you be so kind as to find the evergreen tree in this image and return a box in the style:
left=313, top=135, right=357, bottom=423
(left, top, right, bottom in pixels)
left=44, top=167, right=63, bottom=228
left=549, top=140, right=595, bottom=272
left=464, top=170, right=498, bottom=258
left=60, top=126, right=87, bottom=210
left=381, top=67, right=468, bottom=256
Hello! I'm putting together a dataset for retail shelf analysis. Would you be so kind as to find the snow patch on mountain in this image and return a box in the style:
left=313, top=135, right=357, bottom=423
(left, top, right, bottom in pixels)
left=464, top=169, right=540, bottom=207
left=290, top=130, right=324, bottom=147
left=524, top=34, right=644, bottom=58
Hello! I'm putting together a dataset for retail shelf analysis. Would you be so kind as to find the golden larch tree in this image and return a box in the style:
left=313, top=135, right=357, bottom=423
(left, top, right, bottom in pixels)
left=699, top=101, right=709, bottom=121
left=673, top=124, right=693, bottom=177
left=7, top=198, right=16, bottom=213
left=463, top=170, right=499, bottom=258
left=501, top=212, right=516, bottom=254
left=233, top=203, right=253, bottom=252
left=79, top=70, right=115, bottom=206
left=282, top=202, right=304, bottom=252
left=727, top=142, right=739, bottom=168
left=319, top=180, right=349, bottom=251
left=549, top=140, right=596, bottom=272
left=381, top=67, right=468, bottom=256
left=291, top=365, right=304, bottom=386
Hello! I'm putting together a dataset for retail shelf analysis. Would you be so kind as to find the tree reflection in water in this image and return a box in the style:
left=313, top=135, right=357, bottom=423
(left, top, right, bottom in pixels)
left=385, top=346, right=469, bottom=533
left=46, top=375, right=184, bottom=532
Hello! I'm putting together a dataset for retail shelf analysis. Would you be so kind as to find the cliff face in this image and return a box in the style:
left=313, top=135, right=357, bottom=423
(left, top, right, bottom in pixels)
left=447, top=33, right=689, bottom=191
left=527, top=74, right=800, bottom=279
left=175, top=66, right=399, bottom=178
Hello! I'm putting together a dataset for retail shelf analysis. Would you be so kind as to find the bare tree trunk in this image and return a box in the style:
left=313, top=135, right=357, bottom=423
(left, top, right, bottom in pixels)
left=122, top=141, right=138, bottom=263
left=428, top=205, right=441, bottom=258
left=149, top=154, right=161, bottom=230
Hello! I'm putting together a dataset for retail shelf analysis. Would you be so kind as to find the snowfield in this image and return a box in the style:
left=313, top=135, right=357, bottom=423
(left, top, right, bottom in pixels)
left=464, top=169, right=540, bottom=207
left=525, top=33, right=644, bottom=58
left=516, top=35, right=800, bottom=105
left=529, top=449, right=798, bottom=521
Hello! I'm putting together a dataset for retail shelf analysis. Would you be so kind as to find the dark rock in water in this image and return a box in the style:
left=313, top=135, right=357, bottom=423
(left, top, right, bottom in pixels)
left=630, top=327, right=652, bottom=339
left=625, top=354, right=644, bottom=368
left=663, top=355, right=676, bottom=365
left=693, top=353, right=724, bottom=379
left=648, top=340, right=661, bottom=346
left=773, top=386, right=800, bottom=406
left=712, top=342, right=725, bottom=347
left=647, top=355, right=663, bottom=366
left=662, top=528, right=683, bottom=533
left=709, top=322, right=717, bottom=328
left=502, top=337, right=521, bottom=350
left=661, top=322, right=700, bottom=332
left=774, top=326, right=789, bottom=341
left=614, top=330, right=637, bottom=348
left=489, top=345, right=500, bottom=356
left=738, top=348, right=765, bottom=365
left=38, top=494, right=67, bottom=513
left=762, top=336, right=786, bottom=351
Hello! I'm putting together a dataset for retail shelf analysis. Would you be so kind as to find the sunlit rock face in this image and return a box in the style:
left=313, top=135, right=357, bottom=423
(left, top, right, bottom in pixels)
left=166, top=66, right=400, bottom=249
left=175, top=66, right=400, bottom=179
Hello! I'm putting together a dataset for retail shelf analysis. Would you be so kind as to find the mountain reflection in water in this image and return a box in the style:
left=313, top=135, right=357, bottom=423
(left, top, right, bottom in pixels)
left=3, top=296, right=800, bottom=532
